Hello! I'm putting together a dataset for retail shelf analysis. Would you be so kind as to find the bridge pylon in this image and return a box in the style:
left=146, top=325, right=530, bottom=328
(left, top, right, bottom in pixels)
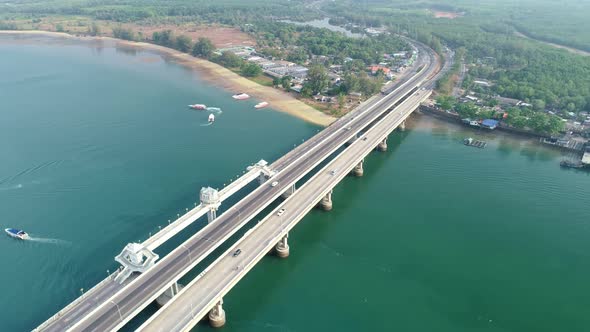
left=275, top=233, right=290, bottom=258
left=377, top=137, right=388, bottom=151
left=319, top=190, right=333, bottom=211
left=200, top=187, right=221, bottom=223
left=114, top=243, right=159, bottom=284
left=352, top=159, right=364, bottom=177
left=208, top=299, right=226, bottom=328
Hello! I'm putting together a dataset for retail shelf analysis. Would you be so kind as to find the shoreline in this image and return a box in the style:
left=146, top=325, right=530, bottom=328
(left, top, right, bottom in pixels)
left=0, top=30, right=336, bottom=127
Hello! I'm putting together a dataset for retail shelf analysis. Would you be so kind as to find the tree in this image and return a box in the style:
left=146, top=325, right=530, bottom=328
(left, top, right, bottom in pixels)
left=55, top=24, right=64, bottom=32
left=436, top=95, right=456, bottom=110
left=218, top=51, right=243, bottom=68
left=152, top=30, right=174, bottom=48
left=281, top=76, right=292, bottom=91
left=300, top=84, right=313, bottom=98
left=455, top=102, right=479, bottom=118
left=272, top=77, right=281, bottom=88
left=337, top=93, right=346, bottom=111
left=88, top=22, right=101, bottom=36
left=307, top=65, right=329, bottom=95
left=240, top=62, right=262, bottom=77
left=192, top=37, right=214, bottom=58
left=532, top=99, right=546, bottom=111
left=112, top=26, right=136, bottom=41
left=175, top=35, right=192, bottom=53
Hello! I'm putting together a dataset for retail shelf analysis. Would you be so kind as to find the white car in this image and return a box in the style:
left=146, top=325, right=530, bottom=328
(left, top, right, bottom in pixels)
left=271, top=181, right=278, bottom=187
left=277, top=208, right=286, bottom=216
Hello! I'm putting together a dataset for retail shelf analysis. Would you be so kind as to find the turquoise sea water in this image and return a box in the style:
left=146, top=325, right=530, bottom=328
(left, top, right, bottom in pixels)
left=1, top=35, right=589, bottom=332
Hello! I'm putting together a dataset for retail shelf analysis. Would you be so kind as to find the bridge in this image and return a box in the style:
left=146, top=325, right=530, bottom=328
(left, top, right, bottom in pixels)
left=34, top=40, right=440, bottom=332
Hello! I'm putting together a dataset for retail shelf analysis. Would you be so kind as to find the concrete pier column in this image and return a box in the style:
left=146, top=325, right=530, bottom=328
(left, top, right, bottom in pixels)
left=281, top=183, right=296, bottom=199
left=207, top=208, right=218, bottom=223
left=156, top=282, right=184, bottom=307
left=258, top=173, right=268, bottom=185
left=319, top=190, right=333, bottom=211
left=275, top=233, right=290, bottom=258
left=377, top=137, right=388, bottom=152
left=399, top=120, right=406, bottom=131
left=352, top=159, right=364, bottom=177
left=208, top=299, right=226, bottom=328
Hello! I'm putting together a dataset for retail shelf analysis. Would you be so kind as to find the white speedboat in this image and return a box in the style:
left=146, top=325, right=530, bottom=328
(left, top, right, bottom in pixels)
left=232, top=93, right=250, bottom=100
left=208, top=113, right=215, bottom=123
left=188, top=104, right=207, bottom=110
left=5, top=228, right=29, bottom=240
left=255, top=101, right=269, bottom=109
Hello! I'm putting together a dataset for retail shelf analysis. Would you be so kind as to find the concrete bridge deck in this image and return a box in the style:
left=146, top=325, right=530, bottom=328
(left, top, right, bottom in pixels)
left=34, top=40, right=437, bottom=332
left=137, top=90, right=432, bottom=332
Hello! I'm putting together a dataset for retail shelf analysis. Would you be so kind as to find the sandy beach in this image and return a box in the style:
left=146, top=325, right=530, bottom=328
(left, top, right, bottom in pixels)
left=0, top=30, right=336, bottom=127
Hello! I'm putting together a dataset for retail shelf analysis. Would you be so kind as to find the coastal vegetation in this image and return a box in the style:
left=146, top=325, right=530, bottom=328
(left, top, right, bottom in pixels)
left=2, top=0, right=590, bottom=125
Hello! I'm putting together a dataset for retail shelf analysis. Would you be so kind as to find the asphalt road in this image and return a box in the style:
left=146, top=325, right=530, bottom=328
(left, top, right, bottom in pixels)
left=37, top=42, right=437, bottom=332
left=137, top=90, right=432, bottom=332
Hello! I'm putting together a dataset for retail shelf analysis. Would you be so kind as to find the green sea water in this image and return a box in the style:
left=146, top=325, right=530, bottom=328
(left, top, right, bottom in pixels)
left=1, top=35, right=589, bottom=332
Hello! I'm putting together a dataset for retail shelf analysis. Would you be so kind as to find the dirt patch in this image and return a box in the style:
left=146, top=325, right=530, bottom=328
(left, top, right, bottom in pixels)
left=433, top=11, right=463, bottom=19
left=132, top=24, right=255, bottom=49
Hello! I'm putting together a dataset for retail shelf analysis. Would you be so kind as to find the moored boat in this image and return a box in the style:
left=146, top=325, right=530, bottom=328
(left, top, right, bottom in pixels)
left=255, top=101, right=269, bottom=109
left=188, top=104, right=207, bottom=110
left=5, top=228, right=29, bottom=240
left=232, top=93, right=250, bottom=100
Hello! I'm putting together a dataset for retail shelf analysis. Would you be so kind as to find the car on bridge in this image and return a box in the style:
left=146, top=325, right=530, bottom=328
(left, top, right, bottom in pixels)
left=271, top=181, right=278, bottom=187
left=232, top=249, right=242, bottom=257
left=277, top=208, right=286, bottom=216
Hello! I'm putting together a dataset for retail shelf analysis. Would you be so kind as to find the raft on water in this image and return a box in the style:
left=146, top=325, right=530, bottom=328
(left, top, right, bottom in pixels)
left=463, top=137, right=487, bottom=148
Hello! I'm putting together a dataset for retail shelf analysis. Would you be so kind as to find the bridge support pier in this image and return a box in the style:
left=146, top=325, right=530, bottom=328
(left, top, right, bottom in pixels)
left=156, top=282, right=184, bottom=307
left=377, top=137, right=388, bottom=152
left=352, top=159, right=364, bottom=177
left=319, top=190, right=333, bottom=211
left=207, top=208, right=218, bottom=223
left=208, top=299, right=226, bottom=328
left=281, top=184, right=296, bottom=199
left=201, top=187, right=221, bottom=223
left=399, top=120, right=406, bottom=131
left=275, top=233, right=290, bottom=258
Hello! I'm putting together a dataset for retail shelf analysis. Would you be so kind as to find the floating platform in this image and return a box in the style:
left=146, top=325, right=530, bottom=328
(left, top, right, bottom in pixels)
left=463, top=137, right=487, bottom=148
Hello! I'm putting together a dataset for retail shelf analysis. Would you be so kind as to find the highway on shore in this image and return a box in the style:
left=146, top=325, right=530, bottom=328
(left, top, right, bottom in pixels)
left=36, top=41, right=437, bottom=332
left=138, top=91, right=432, bottom=332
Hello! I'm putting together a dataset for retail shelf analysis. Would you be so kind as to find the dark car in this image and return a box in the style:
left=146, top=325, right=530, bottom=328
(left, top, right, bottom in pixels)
left=233, top=249, right=242, bottom=257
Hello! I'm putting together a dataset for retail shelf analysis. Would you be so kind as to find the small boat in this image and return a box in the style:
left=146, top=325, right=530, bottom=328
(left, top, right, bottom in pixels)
left=188, top=104, right=207, bottom=110
left=232, top=93, right=250, bottom=100
left=206, top=107, right=221, bottom=112
left=255, top=101, right=269, bottom=109
left=208, top=113, right=215, bottom=123
left=5, top=228, right=29, bottom=240
left=463, top=137, right=487, bottom=148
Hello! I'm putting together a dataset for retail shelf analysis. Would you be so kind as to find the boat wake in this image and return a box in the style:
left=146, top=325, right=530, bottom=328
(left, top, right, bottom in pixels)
left=200, top=122, right=213, bottom=127
left=27, top=236, right=71, bottom=245
left=0, top=184, right=23, bottom=191
left=206, top=107, right=223, bottom=114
